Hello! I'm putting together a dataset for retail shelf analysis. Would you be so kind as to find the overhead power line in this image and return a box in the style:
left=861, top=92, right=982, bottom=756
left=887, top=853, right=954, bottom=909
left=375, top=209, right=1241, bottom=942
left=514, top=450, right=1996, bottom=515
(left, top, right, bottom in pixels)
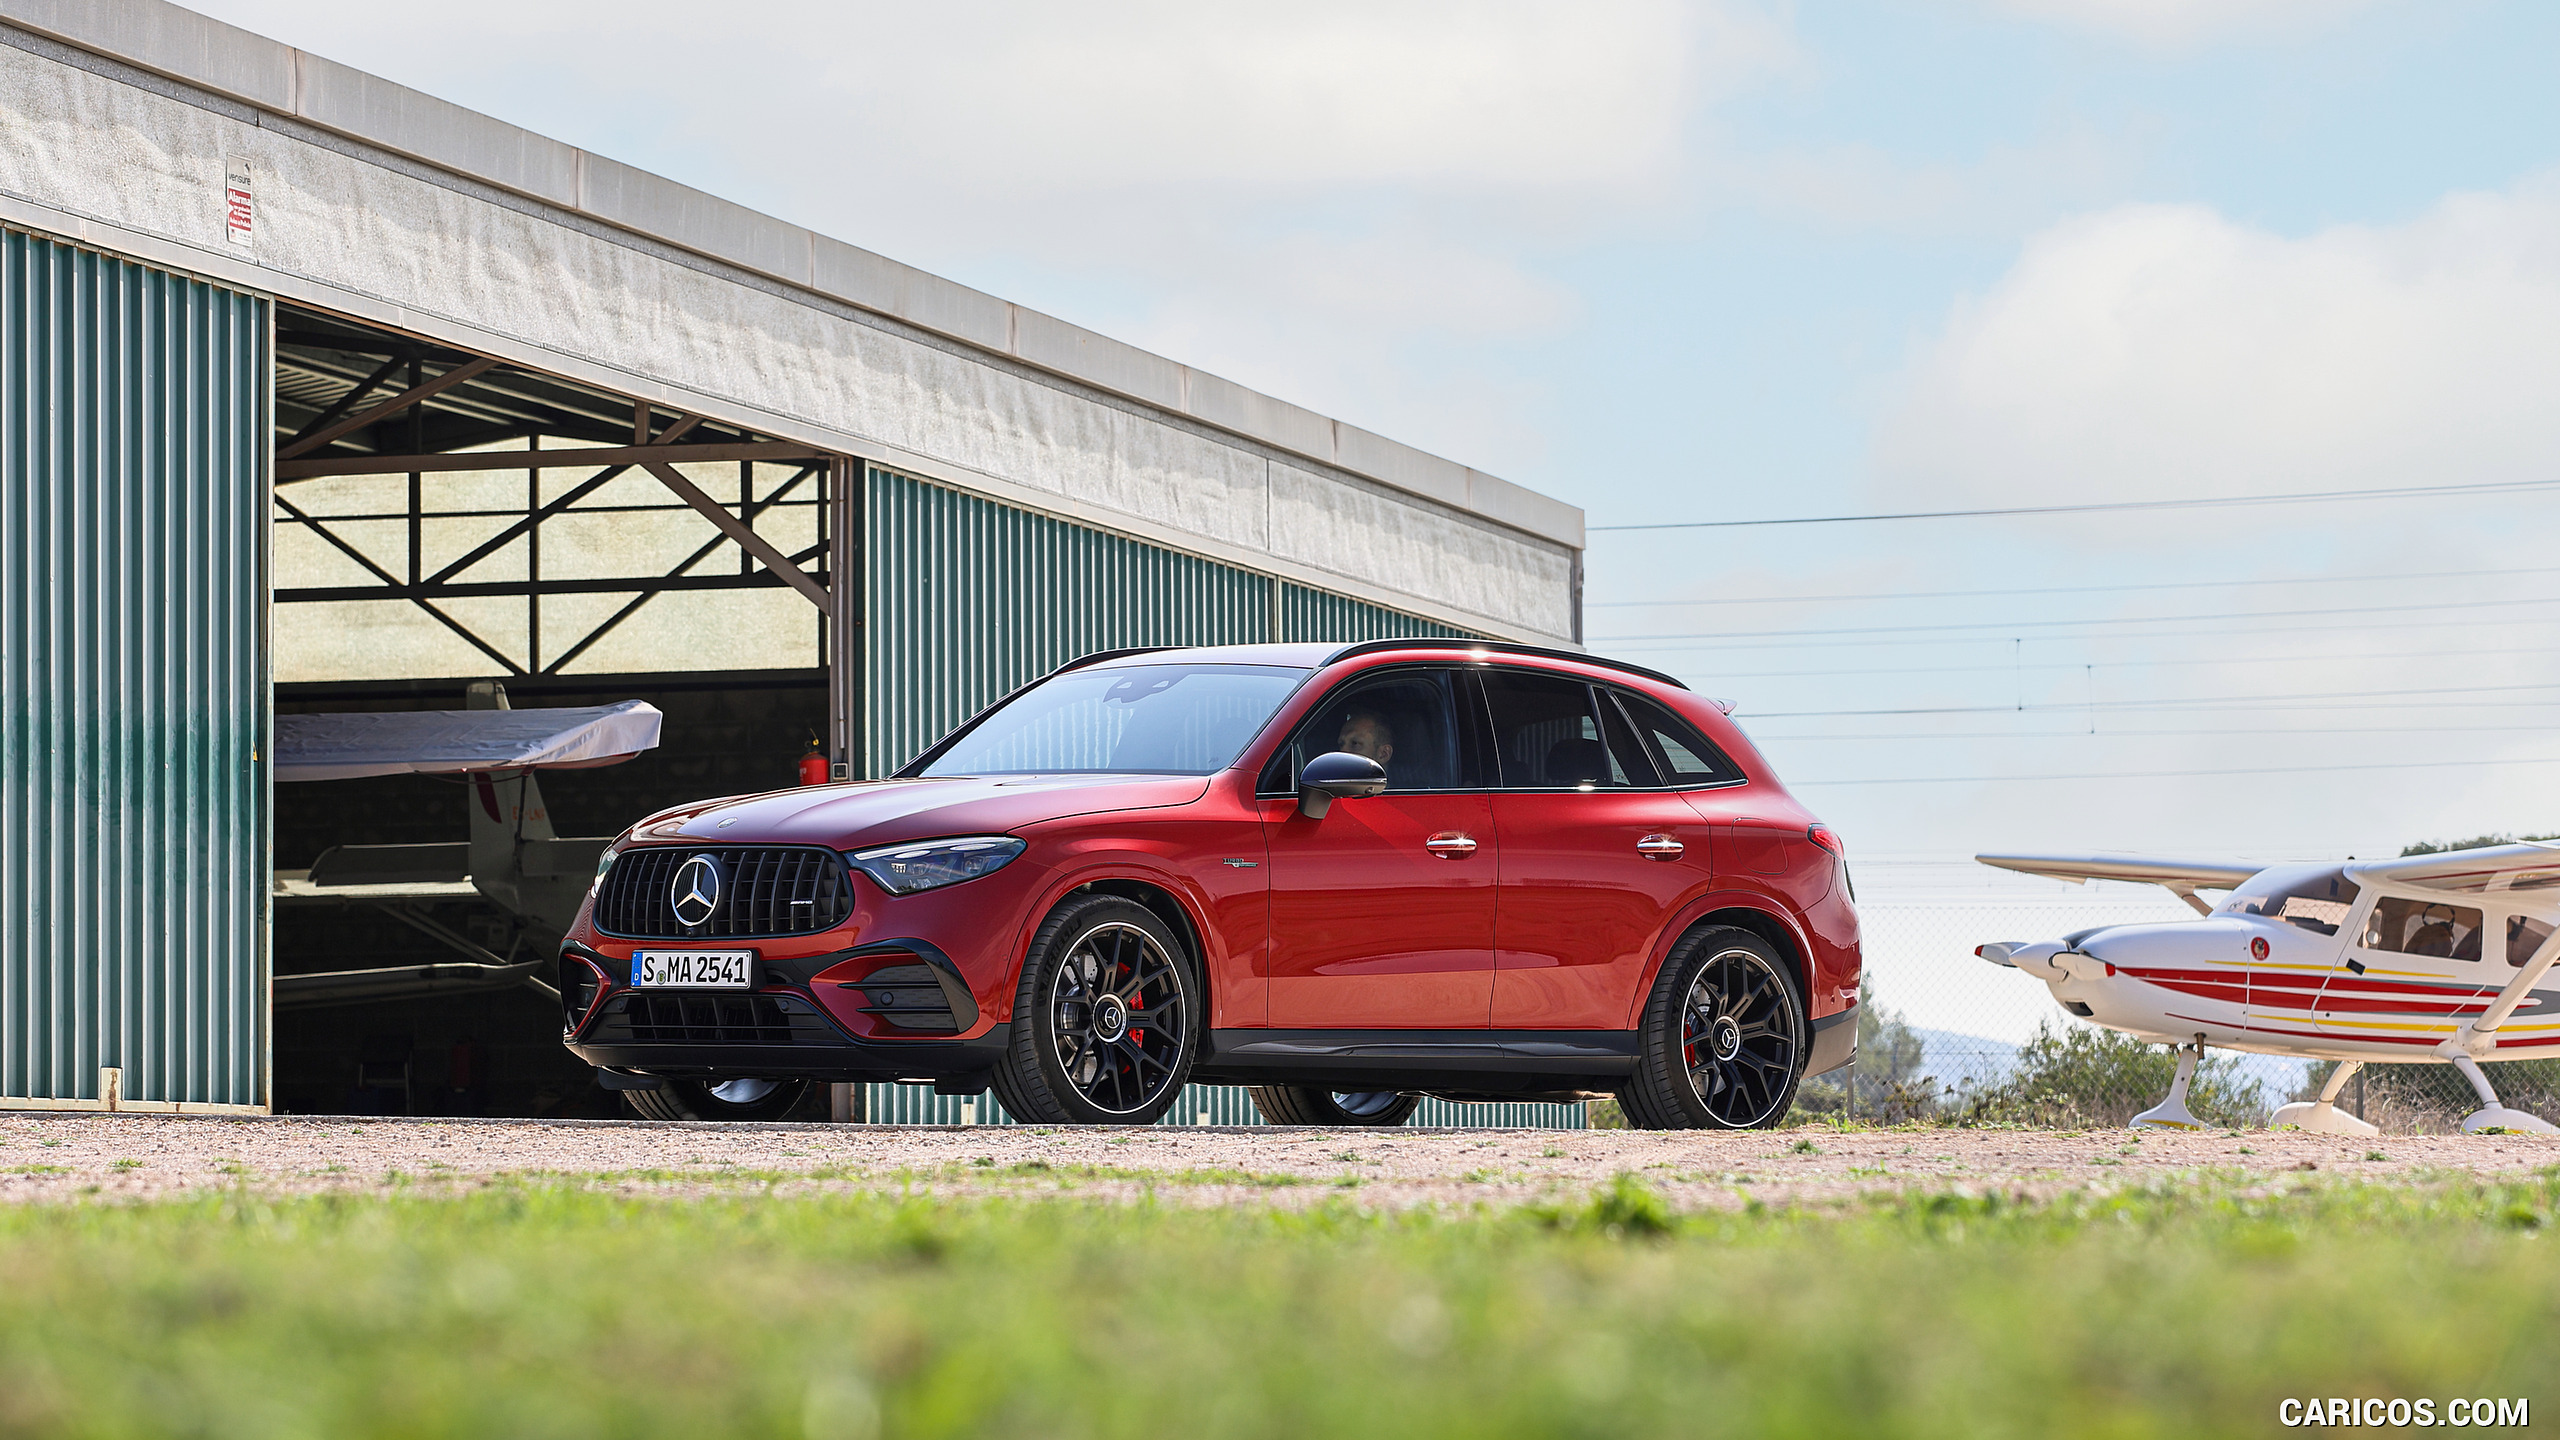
left=1589, top=476, right=2560, bottom=532
left=1673, top=642, right=2560, bottom=683
left=1737, top=679, right=2560, bottom=720
left=1593, top=592, right=2560, bottom=646
left=1608, top=611, right=2560, bottom=657
left=1586, top=564, right=2555, bottom=610
left=1788, top=755, right=2560, bottom=786
left=1750, top=724, right=2560, bottom=741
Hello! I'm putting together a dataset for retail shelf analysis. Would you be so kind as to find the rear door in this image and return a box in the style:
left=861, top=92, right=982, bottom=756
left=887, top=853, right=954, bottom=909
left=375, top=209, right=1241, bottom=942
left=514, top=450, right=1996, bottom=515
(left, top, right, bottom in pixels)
left=1259, top=665, right=1498, bottom=1028
left=1483, top=670, right=1713, bottom=1030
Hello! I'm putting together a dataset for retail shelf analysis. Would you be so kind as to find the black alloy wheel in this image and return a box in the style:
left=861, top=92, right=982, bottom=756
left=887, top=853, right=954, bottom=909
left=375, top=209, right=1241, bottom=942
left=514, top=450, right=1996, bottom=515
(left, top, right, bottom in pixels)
left=621, top=1076, right=811, bottom=1122
left=992, top=895, right=1199, bottom=1125
left=1618, top=926, right=1807, bottom=1130
left=1247, top=1085, right=1420, bottom=1127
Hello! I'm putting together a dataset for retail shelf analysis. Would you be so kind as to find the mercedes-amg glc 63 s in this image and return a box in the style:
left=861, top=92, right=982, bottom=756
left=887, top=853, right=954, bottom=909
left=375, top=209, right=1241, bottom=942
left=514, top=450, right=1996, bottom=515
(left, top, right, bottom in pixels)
left=561, top=640, right=1862, bottom=1127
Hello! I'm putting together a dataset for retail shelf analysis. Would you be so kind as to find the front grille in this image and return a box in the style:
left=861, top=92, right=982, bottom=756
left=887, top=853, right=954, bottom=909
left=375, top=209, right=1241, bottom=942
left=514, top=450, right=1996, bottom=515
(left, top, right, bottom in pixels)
left=595, top=846, right=854, bottom=938
left=587, top=991, right=847, bottom=1046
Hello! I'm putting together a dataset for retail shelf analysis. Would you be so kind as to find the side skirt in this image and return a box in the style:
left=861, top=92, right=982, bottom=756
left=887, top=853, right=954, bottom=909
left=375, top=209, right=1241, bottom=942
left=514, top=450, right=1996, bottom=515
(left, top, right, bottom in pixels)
left=1196, top=1029, right=1638, bottom=1093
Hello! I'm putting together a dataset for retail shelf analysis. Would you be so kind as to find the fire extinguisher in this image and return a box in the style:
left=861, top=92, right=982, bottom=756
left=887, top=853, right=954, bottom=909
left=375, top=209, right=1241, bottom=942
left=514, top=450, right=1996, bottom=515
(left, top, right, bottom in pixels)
left=798, top=734, right=830, bottom=787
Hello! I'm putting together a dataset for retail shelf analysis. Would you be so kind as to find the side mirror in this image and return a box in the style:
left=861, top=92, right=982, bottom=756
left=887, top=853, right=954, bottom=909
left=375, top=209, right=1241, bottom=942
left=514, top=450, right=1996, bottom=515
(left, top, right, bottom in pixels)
left=1297, top=751, right=1388, bottom=819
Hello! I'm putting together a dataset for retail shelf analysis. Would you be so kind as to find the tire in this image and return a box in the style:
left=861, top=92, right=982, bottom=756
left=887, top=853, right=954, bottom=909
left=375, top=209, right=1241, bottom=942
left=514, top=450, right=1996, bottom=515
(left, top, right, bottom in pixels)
left=622, top=1076, right=810, bottom=1122
left=990, top=895, right=1201, bottom=1125
left=1618, top=926, right=1808, bottom=1130
left=1248, top=1086, right=1420, bottom=1127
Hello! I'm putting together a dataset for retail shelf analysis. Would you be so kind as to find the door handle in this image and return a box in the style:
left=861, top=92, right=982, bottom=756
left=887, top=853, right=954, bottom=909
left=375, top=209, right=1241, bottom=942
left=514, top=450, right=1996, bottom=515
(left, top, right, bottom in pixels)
left=1636, top=833, right=1685, bottom=861
left=1424, top=832, right=1479, bottom=859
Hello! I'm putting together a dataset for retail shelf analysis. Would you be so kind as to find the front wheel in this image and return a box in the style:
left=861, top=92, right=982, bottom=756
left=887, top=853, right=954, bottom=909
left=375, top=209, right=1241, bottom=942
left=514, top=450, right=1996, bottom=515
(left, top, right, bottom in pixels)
left=1248, top=1086, right=1419, bottom=1127
left=991, top=896, right=1200, bottom=1125
left=1618, top=926, right=1807, bottom=1130
left=622, top=1076, right=810, bottom=1122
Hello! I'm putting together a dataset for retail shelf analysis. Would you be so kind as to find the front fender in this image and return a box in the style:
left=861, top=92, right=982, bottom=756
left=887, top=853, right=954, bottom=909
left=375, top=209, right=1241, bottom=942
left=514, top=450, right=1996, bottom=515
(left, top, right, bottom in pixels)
left=1010, top=848, right=1248, bottom=1020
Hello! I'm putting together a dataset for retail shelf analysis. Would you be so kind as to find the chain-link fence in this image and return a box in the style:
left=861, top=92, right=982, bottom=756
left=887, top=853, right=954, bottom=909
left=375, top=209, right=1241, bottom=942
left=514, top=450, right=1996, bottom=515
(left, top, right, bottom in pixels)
left=1813, top=858, right=2314, bottom=1128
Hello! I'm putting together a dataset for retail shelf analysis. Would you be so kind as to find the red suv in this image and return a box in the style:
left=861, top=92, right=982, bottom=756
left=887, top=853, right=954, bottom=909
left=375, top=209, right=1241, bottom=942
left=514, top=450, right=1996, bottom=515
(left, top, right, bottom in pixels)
left=561, top=641, right=1861, bottom=1127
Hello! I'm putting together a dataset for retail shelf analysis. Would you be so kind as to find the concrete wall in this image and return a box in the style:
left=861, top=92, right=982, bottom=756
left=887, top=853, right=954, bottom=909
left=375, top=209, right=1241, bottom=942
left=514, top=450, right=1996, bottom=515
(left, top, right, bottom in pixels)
left=0, top=4, right=1582, bottom=643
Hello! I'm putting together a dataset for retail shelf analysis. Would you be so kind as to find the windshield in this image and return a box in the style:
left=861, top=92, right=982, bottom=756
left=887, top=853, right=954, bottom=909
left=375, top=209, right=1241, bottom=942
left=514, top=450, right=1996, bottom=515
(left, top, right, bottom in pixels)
left=916, top=664, right=1309, bottom=777
left=2215, top=864, right=2360, bottom=936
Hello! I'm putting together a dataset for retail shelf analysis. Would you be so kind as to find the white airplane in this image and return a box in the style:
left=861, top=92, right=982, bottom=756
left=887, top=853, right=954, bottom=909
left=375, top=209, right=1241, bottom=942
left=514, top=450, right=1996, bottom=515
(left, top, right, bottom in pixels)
left=1974, top=845, right=2560, bottom=1136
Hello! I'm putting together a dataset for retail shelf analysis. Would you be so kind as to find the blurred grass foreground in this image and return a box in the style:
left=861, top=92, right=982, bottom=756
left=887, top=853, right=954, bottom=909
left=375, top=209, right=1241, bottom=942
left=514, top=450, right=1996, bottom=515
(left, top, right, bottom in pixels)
left=2, top=1175, right=2556, bottom=1438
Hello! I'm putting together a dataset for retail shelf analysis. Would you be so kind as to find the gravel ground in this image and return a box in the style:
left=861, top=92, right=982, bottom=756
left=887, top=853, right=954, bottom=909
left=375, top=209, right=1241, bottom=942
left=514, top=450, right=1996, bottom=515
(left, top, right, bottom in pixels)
left=3, top=1113, right=2555, bottom=1209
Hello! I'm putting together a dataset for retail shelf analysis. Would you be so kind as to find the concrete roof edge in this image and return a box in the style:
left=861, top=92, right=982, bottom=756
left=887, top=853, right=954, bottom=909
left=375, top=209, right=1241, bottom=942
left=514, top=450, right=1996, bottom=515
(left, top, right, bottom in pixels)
left=0, top=0, right=1585, bottom=552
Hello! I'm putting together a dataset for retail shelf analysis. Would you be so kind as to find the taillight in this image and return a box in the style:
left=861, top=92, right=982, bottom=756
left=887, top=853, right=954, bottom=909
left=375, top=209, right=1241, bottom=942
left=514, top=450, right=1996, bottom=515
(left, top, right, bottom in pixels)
left=1807, top=824, right=1843, bottom=855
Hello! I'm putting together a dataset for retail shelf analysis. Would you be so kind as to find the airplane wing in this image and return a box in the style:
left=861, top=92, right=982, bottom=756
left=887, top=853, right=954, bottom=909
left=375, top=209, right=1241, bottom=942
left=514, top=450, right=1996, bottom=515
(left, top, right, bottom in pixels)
left=1977, top=852, right=2271, bottom=915
left=2346, top=842, right=2560, bottom=896
left=274, top=700, right=662, bottom=782
left=1975, top=853, right=2268, bottom=888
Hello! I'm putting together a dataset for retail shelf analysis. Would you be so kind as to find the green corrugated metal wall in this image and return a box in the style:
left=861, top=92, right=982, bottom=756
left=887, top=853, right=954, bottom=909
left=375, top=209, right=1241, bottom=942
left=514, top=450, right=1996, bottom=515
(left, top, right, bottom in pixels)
left=863, top=465, right=1475, bottom=775
left=864, top=1082, right=1587, bottom=1130
left=1275, top=581, right=1475, bottom=645
left=0, top=229, right=269, bottom=1108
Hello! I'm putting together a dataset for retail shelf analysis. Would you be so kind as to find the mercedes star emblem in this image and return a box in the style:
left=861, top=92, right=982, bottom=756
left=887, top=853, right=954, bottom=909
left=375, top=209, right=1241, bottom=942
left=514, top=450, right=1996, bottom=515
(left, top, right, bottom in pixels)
left=670, top=853, right=723, bottom=928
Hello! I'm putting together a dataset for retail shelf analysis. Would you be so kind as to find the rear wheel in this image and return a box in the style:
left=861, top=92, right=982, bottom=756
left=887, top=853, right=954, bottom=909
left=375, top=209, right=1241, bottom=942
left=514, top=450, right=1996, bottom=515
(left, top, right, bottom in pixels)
left=1619, top=926, right=1806, bottom=1130
left=991, top=895, right=1200, bottom=1125
left=621, top=1076, right=810, bottom=1122
left=1248, top=1086, right=1419, bottom=1127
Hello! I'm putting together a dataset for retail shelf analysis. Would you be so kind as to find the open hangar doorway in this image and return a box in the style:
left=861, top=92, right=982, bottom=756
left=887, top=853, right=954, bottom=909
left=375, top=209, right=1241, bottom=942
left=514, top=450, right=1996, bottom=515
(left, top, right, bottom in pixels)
left=268, top=302, right=856, bottom=1117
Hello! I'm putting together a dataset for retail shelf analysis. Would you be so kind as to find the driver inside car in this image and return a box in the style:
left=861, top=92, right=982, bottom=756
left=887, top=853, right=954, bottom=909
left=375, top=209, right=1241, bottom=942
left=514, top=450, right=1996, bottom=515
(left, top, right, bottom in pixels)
left=1336, top=709, right=1396, bottom=776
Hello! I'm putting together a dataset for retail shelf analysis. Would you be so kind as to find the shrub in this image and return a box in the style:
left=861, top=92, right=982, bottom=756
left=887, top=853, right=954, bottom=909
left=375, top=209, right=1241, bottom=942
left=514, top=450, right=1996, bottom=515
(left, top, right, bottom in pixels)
left=1964, top=1022, right=2268, bottom=1129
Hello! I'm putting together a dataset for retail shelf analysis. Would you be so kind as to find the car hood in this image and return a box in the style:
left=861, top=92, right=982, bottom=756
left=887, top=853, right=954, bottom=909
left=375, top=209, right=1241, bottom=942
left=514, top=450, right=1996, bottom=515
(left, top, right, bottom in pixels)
left=624, top=773, right=1215, bottom=850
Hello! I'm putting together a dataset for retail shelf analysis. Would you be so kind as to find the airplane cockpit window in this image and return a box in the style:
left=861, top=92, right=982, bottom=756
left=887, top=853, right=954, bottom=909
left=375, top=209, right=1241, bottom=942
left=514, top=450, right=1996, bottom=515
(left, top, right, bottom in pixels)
left=2508, top=915, right=2557, bottom=968
left=2215, top=866, right=2359, bottom=936
left=2364, top=896, right=2485, bottom=960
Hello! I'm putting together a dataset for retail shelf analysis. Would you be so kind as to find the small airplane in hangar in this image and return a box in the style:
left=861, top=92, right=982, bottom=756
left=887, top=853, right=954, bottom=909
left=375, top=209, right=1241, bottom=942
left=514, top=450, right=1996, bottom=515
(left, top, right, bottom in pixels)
left=1973, top=846, right=2560, bottom=1136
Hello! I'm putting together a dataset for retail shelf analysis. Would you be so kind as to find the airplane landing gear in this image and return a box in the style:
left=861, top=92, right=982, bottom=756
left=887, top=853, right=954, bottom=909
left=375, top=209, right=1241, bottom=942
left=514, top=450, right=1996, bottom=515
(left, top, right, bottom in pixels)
left=2272, top=1059, right=2381, bottom=1137
left=2449, top=1054, right=2560, bottom=1135
left=2131, top=1036, right=2208, bottom=1130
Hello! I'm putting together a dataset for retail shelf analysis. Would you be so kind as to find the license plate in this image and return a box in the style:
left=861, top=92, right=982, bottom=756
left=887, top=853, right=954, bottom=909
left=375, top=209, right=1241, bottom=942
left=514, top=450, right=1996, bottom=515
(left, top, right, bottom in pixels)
left=631, top=950, right=754, bottom=989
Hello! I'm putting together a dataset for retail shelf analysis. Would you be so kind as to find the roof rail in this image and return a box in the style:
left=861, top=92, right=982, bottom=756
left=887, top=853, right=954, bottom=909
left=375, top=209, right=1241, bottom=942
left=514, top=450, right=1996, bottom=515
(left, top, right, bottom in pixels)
left=1322, top=638, right=1689, bottom=691
left=1054, top=646, right=1180, bottom=673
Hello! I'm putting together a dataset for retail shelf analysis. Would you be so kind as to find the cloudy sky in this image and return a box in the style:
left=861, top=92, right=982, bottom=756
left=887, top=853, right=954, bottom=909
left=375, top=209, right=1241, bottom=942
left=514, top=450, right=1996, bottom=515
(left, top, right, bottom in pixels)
left=196, top=0, right=2560, bottom=863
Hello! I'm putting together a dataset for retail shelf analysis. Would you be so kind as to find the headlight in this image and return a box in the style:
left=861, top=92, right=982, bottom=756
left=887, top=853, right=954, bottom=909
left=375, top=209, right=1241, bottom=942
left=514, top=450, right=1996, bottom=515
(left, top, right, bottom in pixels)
left=848, top=835, right=1026, bottom=895
left=591, top=841, right=622, bottom=895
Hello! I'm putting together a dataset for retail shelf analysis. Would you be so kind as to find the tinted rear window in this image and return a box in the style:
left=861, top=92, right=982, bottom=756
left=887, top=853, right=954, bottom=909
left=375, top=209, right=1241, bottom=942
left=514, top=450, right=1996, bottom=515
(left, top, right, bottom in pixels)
left=1614, top=691, right=1742, bottom=785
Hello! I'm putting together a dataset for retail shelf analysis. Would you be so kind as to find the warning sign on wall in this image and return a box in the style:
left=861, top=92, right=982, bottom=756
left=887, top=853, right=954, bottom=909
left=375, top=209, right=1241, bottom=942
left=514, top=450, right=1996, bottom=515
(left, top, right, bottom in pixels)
left=224, top=157, right=252, bottom=246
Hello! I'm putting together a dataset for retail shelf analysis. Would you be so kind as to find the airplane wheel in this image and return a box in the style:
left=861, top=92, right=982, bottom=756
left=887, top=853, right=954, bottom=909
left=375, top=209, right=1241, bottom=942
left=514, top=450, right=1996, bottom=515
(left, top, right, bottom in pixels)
left=1619, top=926, right=1806, bottom=1130
left=622, top=1077, right=809, bottom=1121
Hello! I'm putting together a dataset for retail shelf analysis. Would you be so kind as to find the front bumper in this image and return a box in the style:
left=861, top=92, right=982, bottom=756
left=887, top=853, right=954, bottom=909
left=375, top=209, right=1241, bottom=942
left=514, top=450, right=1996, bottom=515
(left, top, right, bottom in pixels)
left=565, top=993, right=1010, bottom=1082
left=560, top=940, right=1010, bottom=1083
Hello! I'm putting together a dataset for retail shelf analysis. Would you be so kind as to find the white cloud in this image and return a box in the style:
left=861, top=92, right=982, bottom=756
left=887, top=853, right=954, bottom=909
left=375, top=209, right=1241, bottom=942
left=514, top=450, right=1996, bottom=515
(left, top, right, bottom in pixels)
left=1878, top=177, right=2560, bottom=509
left=1984, top=0, right=2382, bottom=48
left=189, top=0, right=1789, bottom=467
left=1707, top=124, right=2140, bottom=237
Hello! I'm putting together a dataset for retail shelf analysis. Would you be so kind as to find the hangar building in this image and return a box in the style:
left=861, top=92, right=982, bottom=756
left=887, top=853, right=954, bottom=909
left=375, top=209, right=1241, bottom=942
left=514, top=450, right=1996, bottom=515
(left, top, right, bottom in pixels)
left=0, top=1, right=1585, bottom=1116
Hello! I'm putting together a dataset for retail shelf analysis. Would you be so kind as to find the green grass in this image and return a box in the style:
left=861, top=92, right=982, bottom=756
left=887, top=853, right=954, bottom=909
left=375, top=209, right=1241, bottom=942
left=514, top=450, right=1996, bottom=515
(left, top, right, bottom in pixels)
left=0, top=1173, right=2555, bottom=1437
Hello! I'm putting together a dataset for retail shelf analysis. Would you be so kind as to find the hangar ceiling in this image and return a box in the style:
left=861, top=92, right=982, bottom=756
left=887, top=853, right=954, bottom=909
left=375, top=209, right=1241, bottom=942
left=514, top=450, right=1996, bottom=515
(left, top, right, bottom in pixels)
left=271, top=304, right=850, bottom=683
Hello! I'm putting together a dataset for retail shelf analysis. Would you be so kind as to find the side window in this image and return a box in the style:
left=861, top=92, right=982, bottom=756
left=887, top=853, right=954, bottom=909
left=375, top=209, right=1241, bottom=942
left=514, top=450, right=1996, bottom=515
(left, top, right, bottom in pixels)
left=2508, top=915, right=2556, bottom=968
left=1480, top=669, right=1658, bottom=790
left=2363, top=896, right=2486, bottom=961
left=1614, top=691, right=1741, bottom=786
left=1258, top=668, right=1474, bottom=794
